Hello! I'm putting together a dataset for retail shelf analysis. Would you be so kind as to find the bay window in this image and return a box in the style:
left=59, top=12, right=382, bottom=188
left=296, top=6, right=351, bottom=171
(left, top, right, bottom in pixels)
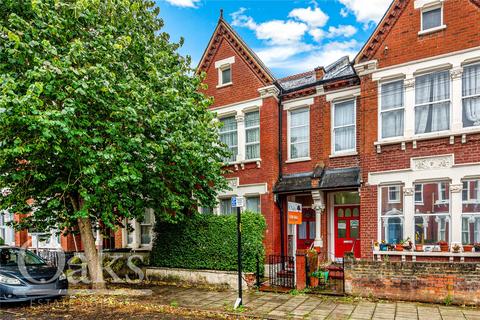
left=462, top=179, right=480, bottom=244
left=333, top=100, right=356, bottom=153
left=462, top=63, right=480, bottom=128
left=289, top=107, right=310, bottom=159
left=380, top=185, right=404, bottom=244
left=380, top=80, right=404, bottom=139
left=415, top=70, right=450, bottom=134
left=414, top=181, right=450, bottom=245
left=219, top=116, right=238, bottom=162
left=245, top=111, right=260, bottom=160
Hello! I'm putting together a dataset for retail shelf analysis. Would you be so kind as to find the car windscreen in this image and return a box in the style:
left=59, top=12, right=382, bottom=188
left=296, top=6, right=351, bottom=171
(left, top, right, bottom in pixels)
left=0, top=248, right=46, bottom=267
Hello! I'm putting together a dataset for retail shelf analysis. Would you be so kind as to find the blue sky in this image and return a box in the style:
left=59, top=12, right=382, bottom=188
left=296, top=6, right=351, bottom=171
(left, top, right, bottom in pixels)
left=155, top=0, right=393, bottom=78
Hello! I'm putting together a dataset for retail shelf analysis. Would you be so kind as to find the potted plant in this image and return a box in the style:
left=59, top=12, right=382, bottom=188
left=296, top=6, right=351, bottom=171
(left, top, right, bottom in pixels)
left=415, top=244, right=424, bottom=252
left=395, top=242, right=404, bottom=252
left=311, top=269, right=329, bottom=284
left=438, top=241, right=449, bottom=252
left=379, top=241, right=388, bottom=251
left=403, top=237, right=413, bottom=251
left=463, top=244, right=474, bottom=253
left=373, top=241, right=380, bottom=251
left=474, top=243, right=480, bottom=252
left=452, top=244, right=461, bottom=253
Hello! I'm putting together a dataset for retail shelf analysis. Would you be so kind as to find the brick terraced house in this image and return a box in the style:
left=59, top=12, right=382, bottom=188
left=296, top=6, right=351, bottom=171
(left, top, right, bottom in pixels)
left=194, top=0, right=480, bottom=287
left=1, top=0, right=480, bottom=291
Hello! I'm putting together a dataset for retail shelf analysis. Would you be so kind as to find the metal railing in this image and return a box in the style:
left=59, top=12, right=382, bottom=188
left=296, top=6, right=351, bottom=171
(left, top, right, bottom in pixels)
left=268, top=255, right=295, bottom=289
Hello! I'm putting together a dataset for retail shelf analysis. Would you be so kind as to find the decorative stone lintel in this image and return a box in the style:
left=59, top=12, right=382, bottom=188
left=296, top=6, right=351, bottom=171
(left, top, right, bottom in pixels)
left=450, top=184, right=463, bottom=193
left=354, top=60, right=378, bottom=76
left=404, top=78, right=415, bottom=89
left=411, top=154, right=454, bottom=171
left=258, top=85, right=280, bottom=99
left=450, top=67, right=463, bottom=80
left=235, top=114, right=245, bottom=122
left=404, top=187, right=414, bottom=196
left=311, top=190, right=325, bottom=213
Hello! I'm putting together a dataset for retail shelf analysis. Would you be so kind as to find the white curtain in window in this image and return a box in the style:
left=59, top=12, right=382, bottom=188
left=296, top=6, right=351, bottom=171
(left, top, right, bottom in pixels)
left=463, top=64, right=480, bottom=127
left=298, top=222, right=307, bottom=240
left=334, top=100, right=355, bottom=152
left=290, top=108, right=309, bottom=158
left=381, top=81, right=404, bottom=138
left=415, top=71, right=450, bottom=134
left=220, top=116, right=238, bottom=162
left=245, top=111, right=260, bottom=159
left=246, top=197, right=260, bottom=213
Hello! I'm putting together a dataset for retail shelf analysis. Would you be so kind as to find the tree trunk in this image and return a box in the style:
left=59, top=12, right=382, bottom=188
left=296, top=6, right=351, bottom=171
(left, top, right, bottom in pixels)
left=78, top=217, right=105, bottom=290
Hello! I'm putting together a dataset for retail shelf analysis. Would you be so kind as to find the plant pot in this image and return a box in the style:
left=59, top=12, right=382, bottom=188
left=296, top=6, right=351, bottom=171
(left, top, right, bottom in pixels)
left=310, top=276, right=319, bottom=287
left=395, top=244, right=404, bottom=252
left=379, top=244, right=388, bottom=251
left=440, top=245, right=449, bottom=252
left=475, top=247, right=480, bottom=253
left=463, top=245, right=473, bottom=253
left=415, top=244, right=424, bottom=252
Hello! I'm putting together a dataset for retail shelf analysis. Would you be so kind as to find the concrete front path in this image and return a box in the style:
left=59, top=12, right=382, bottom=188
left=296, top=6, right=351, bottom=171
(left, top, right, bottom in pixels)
left=147, top=285, right=480, bottom=320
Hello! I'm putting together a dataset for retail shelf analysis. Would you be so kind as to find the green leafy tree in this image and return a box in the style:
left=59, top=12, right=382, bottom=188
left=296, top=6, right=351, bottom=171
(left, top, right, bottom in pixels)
left=0, top=0, right=228, bottom=288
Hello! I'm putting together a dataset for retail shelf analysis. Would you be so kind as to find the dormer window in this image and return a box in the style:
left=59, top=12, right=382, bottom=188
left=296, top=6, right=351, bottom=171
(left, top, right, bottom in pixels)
left=215, top=56, right=235, bottom=88
left=416, top=0, right=446, bottom=35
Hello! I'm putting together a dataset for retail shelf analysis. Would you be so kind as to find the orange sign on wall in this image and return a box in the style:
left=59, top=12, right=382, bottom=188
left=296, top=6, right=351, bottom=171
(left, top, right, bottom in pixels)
left=288, top=202, right=302, bottom=225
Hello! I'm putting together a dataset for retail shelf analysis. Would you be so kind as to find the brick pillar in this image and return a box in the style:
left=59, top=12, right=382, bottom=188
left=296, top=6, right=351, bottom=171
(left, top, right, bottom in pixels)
left=14, top=213, right=29, bottom=247
left=295, top=252, right=307, bottom=290
left=114, top=229, right=124, bottom=249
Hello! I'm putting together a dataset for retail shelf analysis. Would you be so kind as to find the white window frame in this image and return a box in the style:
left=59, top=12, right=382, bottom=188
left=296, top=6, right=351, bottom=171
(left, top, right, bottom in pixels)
left=332, top=99, right=357, bottom=155
left=219, top=115, right=238, bottom=163
left=287, top=106, right=310, bottom=161
left=462, top=62, right=480, bottom=128
left=415, top=184, right=424, bottom=204
left=244, top=110, right=260, bottom=160
left=414, top=180, right=451, bottom=245
left=215, top=57, right=235, bottom=88
left=388, top=186, right=401, bottom=204
left=379, top=79, right=405, bottom=141
left=419, top=3, right=446, bottom=35
left=139, top=209, right=155, bottom=247
left=414, top=70, right=452, bottom=136
left=437, top=181, right=448, bottom=204
left=245, top=195, right=261, bottom=213
left=378, top=185, right=405, bottom=244
left=219, top=197, right=234, bottom=215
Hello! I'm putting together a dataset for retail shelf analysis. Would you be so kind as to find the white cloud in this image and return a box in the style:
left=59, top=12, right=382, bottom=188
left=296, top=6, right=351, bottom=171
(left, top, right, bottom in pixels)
left=232, top=8, right=308, bottom=46
left=256, top=43, right=315, bottom=67
left=288, top=7, right=329, bottom=28
left=309, top=28, right=325, bottom=42
left=326, top=25, right=357, bottom=38
left=229, top=7, right=362, bottom=75
left=165, top=0, right=200, bottom=8
left=255, top=20, right=308, bottom=45
left=340, top=8, right=349, bottom=18
left=339, top=0, right=392, bottom=24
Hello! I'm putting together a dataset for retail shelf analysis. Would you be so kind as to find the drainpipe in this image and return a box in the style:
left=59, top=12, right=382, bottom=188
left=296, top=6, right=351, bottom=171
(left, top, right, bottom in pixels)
left=275, top=82, right=285, bottom=259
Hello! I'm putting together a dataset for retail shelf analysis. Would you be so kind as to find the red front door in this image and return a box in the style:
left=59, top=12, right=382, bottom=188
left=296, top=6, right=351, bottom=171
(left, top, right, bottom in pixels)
left=297, top=209, right=316, bottom=250
left=334, top=206, right=360, bottom=258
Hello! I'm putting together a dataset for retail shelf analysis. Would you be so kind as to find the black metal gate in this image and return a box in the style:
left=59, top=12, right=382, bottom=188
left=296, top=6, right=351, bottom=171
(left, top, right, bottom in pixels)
left=268, top=255, right=295, bottom=288
left=306, top=257, right=345, bottom=295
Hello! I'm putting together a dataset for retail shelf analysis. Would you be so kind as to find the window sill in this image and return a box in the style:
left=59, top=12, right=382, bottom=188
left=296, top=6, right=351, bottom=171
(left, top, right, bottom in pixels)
left=285, top=157, right=311, bottom=164
left=374, top=250, right=480, bottom=257
left=418, top=24, right=446, bottom=36
left=216, top=82, right=233, bottom=89
left=329, top=151, right=358, bottom=158
left=375, top=127, right=480, bottom=147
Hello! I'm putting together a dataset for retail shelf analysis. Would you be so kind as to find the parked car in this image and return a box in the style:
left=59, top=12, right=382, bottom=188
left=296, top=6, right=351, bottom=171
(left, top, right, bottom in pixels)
left=0, top=246, right=68, bottom=303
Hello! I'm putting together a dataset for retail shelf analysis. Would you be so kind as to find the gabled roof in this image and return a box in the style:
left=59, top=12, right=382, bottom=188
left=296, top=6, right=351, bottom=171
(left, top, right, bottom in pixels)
left=356, top=0, right=480, bottom=64
left=355, top=0, right=409, bottom=64
left=197, top=15, right=275, bottom=85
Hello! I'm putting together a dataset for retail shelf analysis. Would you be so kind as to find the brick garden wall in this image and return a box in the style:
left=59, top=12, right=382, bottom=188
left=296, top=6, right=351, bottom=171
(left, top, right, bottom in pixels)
left=345, top=260, right=480, bottom=306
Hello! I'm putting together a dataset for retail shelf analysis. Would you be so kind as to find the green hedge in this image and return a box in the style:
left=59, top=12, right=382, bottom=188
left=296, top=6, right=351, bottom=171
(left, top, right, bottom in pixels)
left=150, top=212, right=266, bottom=273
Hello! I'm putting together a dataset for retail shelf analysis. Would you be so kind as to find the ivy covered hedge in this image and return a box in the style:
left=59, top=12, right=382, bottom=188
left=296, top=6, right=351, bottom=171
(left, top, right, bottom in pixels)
left=150, top=212, right=266, bottom=273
